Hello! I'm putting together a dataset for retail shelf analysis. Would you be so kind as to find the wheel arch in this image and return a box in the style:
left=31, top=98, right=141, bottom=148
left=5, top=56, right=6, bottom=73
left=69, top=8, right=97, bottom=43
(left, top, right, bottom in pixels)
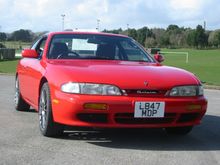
left=38, top=77, right=48, bottom=103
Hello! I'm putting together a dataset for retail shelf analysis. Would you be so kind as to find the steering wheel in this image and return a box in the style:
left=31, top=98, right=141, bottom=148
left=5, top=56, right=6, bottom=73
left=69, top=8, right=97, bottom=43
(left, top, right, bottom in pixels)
left=56, top=51, right=80, bottom=59
left=68, top=51, right=80, bottom=57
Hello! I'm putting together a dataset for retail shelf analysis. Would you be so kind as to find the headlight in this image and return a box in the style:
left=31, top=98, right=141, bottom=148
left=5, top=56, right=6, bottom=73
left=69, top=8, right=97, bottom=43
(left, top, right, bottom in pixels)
left=61, top=82, right=122, bottom=95
left=169, top=85, right=203, bottom=96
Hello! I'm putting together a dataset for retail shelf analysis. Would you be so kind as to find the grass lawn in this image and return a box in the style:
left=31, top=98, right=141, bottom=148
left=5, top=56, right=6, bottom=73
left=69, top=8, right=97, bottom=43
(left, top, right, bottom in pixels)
left=0, top=59, right=20, bottom=74
left=161, top=49, right=220, bottom=85
left=0, top=48, right=220, bottom=86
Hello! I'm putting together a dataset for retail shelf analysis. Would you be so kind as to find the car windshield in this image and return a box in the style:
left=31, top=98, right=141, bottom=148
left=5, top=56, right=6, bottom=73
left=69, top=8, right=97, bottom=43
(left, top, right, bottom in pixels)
left=48, top=34, right=154, bottom=62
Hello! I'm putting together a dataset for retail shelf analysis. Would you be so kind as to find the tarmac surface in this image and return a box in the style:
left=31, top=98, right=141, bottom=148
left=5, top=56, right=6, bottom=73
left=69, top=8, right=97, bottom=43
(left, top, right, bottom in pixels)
left=0, top=75, right=220, bottom=165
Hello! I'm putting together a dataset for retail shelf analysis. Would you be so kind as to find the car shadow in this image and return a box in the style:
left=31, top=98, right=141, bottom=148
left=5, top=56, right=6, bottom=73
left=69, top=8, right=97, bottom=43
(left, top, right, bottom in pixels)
left=18, top=108, right=37, bottom=113
left=61, top=114, right=220, bottom=151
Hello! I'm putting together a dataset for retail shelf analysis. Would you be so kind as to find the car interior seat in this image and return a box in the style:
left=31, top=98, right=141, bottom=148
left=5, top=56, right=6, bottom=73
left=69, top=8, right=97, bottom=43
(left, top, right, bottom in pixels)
left=96, top=44, right=116, bottom=59
left=49, top=42, right=69, bottom=59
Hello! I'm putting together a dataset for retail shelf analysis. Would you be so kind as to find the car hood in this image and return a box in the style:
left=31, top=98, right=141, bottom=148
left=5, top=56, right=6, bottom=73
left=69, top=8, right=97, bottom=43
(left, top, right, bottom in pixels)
left=47, top=60, right=200, bottom=90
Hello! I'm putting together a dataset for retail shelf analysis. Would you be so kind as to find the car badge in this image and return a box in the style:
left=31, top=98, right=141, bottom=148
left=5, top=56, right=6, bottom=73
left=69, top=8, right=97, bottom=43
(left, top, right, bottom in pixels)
left=144, top=81, right=148, bottom=86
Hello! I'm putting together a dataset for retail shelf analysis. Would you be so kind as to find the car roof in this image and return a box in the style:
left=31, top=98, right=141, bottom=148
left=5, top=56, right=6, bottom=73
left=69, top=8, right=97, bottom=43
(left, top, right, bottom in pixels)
left=47, top=31, right=129, bottom=38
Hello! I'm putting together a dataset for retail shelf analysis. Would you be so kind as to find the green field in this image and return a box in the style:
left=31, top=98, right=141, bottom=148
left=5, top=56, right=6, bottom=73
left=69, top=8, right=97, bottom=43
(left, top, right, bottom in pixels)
left=0, top=48, right=220, bottom=86
left=0, top=59, right=20, bottom=74
left=0, top=41, right=30, bottom=74
left=162, top=49, right=220, bottom=85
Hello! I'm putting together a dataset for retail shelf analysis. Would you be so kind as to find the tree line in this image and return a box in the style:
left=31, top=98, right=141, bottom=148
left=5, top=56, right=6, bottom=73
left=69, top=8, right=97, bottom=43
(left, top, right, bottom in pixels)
left=104, top=24, right=220, bottom=49
left=0, top=29, right=48, bottom=43
left=1, top=25, right=220, bottom=48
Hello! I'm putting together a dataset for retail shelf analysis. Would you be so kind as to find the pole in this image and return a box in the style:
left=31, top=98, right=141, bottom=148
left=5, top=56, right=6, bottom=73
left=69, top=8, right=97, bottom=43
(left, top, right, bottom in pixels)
left=127, top=24, right=129, bottom=35
left=61, top=14, right=65, bottom=31
left=97, top=19, right=100, bottom=31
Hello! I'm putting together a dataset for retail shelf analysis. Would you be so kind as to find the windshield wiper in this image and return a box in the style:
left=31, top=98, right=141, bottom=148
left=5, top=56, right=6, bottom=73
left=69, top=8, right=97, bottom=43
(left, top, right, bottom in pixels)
left=82, top=56, right=114, bottom=60
left=131, top=60, right=148, bottom=62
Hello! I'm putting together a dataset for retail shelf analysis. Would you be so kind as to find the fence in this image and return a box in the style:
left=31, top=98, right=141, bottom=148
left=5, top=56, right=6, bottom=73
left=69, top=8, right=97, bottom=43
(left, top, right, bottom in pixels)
left=0, top=48, right=16, bottom=60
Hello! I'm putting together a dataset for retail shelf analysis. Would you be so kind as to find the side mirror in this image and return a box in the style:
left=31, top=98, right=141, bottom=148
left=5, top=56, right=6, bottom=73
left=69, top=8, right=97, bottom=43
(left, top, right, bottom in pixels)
left=154, top=54, right=164, bottom=63
left=22, top=49, right=38, bottom=58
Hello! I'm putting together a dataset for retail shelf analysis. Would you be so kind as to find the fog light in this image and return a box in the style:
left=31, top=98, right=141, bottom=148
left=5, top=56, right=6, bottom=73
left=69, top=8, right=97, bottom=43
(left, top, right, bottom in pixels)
left=187, top=104, right=202, bottom=110
left=84, top=103, right=108, bottom=110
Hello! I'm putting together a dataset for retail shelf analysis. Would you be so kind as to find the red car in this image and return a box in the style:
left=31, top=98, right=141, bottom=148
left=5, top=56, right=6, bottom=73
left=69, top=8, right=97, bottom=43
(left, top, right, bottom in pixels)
left=15, top=31, right=207, bottom=137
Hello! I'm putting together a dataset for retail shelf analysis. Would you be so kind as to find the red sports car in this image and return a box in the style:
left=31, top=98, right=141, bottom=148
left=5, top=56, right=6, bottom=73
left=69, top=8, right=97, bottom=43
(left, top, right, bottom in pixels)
left=15, top=31, right=207, bottom=137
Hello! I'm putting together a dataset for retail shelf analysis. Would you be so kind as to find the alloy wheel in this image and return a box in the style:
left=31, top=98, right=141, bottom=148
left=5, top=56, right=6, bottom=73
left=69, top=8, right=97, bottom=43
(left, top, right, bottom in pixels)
left=39, top=90, right=48, bottom=130
left=14, top=78, right=19, bottom=106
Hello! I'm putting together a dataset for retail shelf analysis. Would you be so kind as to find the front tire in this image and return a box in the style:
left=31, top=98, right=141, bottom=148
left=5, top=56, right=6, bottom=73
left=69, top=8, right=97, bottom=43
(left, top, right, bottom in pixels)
left=39, top=83, right=63, bottom=137
left=14, top=76, right=30, bottom=111
left=165, top=126, right=193, bottom=135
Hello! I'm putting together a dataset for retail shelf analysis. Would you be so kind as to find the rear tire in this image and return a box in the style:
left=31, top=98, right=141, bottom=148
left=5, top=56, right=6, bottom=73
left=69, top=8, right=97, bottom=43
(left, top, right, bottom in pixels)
left=39, top=83, right=63, bottom=137
left=165, top=126, right=193, bottom=135
left=14, top=76, right=30, bottom=111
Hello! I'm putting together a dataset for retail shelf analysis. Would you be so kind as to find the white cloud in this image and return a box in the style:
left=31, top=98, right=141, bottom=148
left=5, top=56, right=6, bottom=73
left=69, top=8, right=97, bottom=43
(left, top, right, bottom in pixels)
left=0, top=0, right=219, bottom=32
left=169, top=0, right=200, bottom=10
left=168, top=0, right=205, bottom=21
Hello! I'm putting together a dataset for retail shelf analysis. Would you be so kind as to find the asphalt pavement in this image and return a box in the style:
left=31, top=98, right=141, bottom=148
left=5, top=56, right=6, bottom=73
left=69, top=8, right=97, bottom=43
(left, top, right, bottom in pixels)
left=0, top=75, right=220, bottom=165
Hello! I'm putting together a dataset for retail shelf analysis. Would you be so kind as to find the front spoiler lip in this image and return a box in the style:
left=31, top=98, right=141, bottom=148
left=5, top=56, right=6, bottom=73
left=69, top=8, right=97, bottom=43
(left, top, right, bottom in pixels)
left=58, top=120, right=203, bottom=128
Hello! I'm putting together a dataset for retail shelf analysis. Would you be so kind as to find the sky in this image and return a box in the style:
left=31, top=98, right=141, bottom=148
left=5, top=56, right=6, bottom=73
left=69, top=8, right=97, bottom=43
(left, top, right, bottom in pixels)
left=0, top=0, right=220, bottom=32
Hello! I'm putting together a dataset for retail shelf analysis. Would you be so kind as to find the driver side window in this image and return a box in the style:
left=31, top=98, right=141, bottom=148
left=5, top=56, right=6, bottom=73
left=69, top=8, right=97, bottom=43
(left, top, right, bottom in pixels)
left=31, top=37, right=47, bottom=58
left=37, top=38, right=47, bottom=58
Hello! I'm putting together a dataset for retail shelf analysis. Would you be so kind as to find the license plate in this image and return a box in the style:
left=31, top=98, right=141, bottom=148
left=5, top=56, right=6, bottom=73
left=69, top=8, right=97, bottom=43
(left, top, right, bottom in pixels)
left=134, top=102, right=165, bottom=118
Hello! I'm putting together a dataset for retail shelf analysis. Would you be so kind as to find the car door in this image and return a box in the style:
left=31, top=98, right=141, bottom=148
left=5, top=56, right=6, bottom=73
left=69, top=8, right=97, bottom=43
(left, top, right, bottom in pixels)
left=20, top=37, right=47, bottom=108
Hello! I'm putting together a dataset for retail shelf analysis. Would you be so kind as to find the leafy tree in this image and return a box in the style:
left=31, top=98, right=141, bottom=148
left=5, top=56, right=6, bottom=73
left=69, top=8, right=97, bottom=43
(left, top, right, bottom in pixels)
left=160, top=33, right=170, bottom=46
left=10, top=29, right=33, bottom=42
left=93, top=25, right=218, bottom=48
left=217, top=31, right=220, bottom=46
left=187, top=29, right=197, bottom=47
left=136, top=27, right=153, bottom=46
left=151, top=28, right=166, bottom=47
left=0, top=32, right=7, bottom=41
left=195, top=25, right=208, bottom=48
left=208, top=30, right=220, bottom=47
left=167, top=24, right=180, bottom=32
left=128, top=28, right=138, bottom=40
left=166, top=25, right=187, bottom=47
left=103, top=28, right=123, bottom=34
left=145, top=37, right=156, bottom=48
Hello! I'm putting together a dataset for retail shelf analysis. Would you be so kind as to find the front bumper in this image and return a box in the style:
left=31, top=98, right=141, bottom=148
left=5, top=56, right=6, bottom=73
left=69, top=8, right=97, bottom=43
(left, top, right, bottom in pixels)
left=51, top=90, right=207, bottom=128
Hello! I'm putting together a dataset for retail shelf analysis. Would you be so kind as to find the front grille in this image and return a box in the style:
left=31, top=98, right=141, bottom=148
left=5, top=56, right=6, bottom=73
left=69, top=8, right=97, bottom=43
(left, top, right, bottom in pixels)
left=177, top=113, right=200, bottom=123
left=124, top=89, right=167, bottom=97
left=77, top=113, right=108, bottom=123
left=114, top=113, right=176, bottom=124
